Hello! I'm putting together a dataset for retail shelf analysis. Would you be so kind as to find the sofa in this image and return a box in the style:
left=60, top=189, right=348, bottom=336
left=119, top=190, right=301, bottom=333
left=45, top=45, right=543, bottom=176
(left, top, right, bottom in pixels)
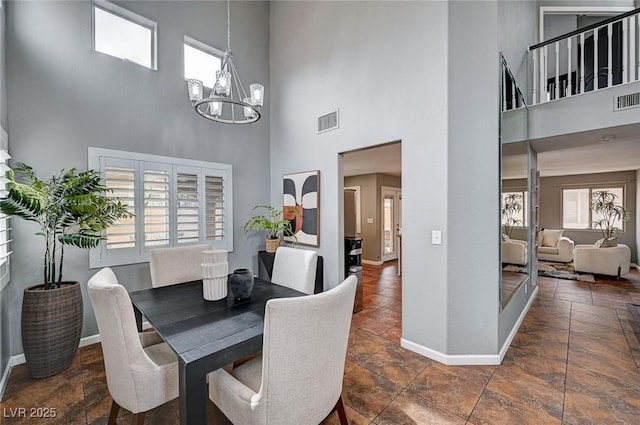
left=574, top=243, right=631, bottom=278
left=502, top=237, right=527, bottom=266
left=537, top=229, right=574, bottom=263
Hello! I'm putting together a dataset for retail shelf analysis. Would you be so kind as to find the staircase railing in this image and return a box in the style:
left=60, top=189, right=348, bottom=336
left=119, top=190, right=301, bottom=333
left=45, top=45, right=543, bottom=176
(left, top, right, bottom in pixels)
left=529, top=7, right=640, bottom=105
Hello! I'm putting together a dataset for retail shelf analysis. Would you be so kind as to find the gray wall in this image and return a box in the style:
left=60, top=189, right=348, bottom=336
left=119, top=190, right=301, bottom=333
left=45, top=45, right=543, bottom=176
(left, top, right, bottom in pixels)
left=539, top=170, right=638, bottom=262
left=344, top=173, right=401, bottom=263
left=270, top=1, right=454, bottom=354
left=6, top=0, right=271, bottom=355
left=498, top=0, right=537, bottom=102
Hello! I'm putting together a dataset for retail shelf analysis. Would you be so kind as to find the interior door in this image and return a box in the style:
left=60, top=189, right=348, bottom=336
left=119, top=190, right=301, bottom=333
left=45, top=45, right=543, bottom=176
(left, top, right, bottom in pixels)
left=382, top=187, right=402, bottom=262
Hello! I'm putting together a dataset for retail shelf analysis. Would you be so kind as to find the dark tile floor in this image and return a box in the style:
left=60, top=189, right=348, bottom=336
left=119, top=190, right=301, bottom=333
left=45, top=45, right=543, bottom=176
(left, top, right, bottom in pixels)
left=2, top=262, right=640, bottom=424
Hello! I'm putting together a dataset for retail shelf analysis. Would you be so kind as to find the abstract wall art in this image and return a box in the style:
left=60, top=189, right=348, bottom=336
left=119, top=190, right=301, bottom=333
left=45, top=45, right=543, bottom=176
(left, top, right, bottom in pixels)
left=283, top=170, right=320, bottom=247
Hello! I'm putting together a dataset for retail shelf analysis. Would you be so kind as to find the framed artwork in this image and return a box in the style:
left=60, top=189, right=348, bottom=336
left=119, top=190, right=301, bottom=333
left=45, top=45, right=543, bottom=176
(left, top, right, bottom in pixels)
left=283, top=170, right=320, bottom=247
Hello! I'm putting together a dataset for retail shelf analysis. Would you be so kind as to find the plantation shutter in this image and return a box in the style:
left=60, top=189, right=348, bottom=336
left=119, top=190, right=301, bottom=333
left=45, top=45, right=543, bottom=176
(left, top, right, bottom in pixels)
left=104, top=160, right=137, bottom=250
left=143, top=163, right=171, bottom=248
left=175, top=168, right=200, bottom=244
left=205, top=173, right=225, bottom=240
left=0, top=147, right=12, bottom=289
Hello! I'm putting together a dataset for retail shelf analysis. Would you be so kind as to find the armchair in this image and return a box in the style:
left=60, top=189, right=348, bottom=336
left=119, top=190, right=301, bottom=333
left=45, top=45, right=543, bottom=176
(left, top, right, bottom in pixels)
left=537, top=230, right=574, bottom=263
left=502, top=238, right=527, bottom=266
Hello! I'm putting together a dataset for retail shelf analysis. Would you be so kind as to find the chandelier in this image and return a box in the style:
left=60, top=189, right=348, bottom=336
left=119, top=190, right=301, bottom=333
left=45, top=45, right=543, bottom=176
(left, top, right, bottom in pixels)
left=187, top=0, right=264, bottom=124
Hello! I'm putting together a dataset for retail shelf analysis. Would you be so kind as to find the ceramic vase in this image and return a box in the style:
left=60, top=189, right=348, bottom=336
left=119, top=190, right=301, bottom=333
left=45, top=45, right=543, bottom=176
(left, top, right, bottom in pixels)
left=202, top=250, right=228, bottom=301
left=229, top=269, right=254, bottom=300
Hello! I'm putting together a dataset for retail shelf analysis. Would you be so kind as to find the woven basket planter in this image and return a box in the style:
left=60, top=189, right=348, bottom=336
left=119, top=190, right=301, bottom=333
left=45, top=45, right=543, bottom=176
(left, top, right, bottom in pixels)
left=265, top=237, right=281, bottom=253
left=21, top=281, right=83, bottom=379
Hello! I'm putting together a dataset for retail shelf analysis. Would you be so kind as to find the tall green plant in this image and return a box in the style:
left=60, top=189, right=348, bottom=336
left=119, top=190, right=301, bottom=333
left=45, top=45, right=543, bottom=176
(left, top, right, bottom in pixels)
left=243, top=205, right=294, bottom=240
left=591, top=190, right=631, bottom=238
left=0, top=163, right=133, bottom=289
left=501, top=193, right=523, bottom=238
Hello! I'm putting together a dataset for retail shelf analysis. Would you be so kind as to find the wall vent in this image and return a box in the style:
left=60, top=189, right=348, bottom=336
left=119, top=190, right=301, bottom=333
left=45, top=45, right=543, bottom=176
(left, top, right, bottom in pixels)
left=614, top=92, right=640, bottom=111
left=317, top=109, right=339, bottom=134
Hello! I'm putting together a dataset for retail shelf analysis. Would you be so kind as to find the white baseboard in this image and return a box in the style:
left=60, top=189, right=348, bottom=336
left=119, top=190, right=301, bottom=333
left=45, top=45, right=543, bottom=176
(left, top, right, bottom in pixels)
left=0, top=321, right=152, bottom=401
left=401, top=286, right=538, bottom=366
left=362, top=260, right=383, bottom=266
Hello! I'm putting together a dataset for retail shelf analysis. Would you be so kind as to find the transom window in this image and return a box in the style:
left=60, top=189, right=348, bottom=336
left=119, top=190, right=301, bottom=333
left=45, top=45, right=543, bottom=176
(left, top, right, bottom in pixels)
left=92, top=0, right=157, bottom=70
left=562, top=187, right=624, bottom=230
left=88, top=148, right=233, bottom=268
left=184, top=37, right=223, bottom=88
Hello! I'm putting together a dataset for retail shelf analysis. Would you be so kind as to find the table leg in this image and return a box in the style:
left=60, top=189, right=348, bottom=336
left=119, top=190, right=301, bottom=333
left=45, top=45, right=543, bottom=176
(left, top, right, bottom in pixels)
left=133, top=306, right=143, bottom=332
left=179, top=359, right=208, bottom=425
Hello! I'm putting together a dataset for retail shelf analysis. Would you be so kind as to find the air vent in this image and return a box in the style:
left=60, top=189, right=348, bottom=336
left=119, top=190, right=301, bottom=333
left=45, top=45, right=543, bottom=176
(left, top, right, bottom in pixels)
left=317, top=109, right=339, bottom=134
left=614, top=92, right=640, bottom=111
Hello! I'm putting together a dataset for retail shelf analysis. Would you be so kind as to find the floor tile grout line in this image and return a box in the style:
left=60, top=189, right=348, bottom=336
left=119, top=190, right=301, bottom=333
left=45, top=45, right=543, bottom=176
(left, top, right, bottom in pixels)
left=561, top=302, right=573, bottom=424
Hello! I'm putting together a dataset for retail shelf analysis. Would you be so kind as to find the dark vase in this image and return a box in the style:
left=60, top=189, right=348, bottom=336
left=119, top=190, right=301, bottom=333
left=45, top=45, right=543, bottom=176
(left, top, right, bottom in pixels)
left=229, top=269, right=254, bottom=300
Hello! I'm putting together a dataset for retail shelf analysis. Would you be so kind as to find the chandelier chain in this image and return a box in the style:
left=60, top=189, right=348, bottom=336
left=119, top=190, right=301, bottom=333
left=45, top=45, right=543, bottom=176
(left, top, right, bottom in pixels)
left=226, top=0, right=231, bottom=52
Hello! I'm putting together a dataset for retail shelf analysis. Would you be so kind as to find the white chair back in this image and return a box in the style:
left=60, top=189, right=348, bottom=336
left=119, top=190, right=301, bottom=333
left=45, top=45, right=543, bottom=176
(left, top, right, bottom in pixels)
left=271, top=246, right=318, bottom=294
left=149, top=244, right=211, bottom=287
left=87, top=268, right=178, bottom=413
left=256, top=275, right=356, bottom=423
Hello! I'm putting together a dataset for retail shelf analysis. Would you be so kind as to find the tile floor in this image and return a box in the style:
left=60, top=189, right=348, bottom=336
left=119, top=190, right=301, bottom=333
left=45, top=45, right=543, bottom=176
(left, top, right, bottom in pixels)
left=2, top=262, right=640, bottom=424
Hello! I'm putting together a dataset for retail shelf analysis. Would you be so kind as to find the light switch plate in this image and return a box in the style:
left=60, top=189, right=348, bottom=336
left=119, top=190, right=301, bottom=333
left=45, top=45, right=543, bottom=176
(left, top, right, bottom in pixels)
left=367, top=218, right=374, bottom=224
left=432, top=230, right=442, bottom=245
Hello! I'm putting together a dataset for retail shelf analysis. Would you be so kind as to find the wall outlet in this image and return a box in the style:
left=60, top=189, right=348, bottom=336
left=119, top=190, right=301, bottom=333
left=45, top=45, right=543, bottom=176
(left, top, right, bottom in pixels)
left=367, top=218, right=374, bottom=224
left=431, top=230, right=442, bottom=245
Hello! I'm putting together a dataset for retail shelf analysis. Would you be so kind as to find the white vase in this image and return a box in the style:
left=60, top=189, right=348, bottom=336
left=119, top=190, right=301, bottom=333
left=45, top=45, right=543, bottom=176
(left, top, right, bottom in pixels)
left=202, top=250, right=229, bottom=301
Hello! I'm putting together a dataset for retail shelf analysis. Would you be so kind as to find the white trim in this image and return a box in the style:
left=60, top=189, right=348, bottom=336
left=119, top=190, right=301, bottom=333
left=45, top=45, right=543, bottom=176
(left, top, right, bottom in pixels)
left=362, top=259, right=383, bottom=266
left=401, top=286, right=538, bottom=366
left=0, top=321, right=153, bottom=400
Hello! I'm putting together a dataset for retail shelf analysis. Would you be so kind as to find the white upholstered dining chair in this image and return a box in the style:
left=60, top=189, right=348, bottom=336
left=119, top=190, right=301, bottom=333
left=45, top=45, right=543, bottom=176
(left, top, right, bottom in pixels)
left=208, top=275, right=357, bottom=425
left=271, top=246, right=318, bottom=294
left=88, top=268, right=178, bottom=425
left=149, top=243, right=211, bottom=287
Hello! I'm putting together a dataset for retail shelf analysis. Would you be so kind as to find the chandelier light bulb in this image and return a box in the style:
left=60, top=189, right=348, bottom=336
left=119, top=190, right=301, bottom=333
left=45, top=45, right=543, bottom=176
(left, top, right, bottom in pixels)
left=210, top=101, right=222, bottom=117
left=214, top=70, right=231, bottom=97
left=250, top=83, right=264, bottom=107
left=187, top=79, right=204, bottom=103
left=243, top=97, right=257, bottom=119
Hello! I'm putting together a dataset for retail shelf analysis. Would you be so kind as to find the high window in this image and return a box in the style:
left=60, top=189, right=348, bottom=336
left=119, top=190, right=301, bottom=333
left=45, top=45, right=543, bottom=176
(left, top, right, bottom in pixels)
left=88, top=148, right=233, bottom=268
left=562, top=187, right=624, bottom=229
left=92, top=0, right=157, bottom=70
left=184, top=37, right=222, bottom=88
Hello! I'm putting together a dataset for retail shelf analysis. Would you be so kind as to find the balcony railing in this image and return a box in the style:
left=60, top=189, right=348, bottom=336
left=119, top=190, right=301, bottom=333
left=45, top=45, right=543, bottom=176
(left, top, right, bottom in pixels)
left=529, top=8, right=640, bottom=105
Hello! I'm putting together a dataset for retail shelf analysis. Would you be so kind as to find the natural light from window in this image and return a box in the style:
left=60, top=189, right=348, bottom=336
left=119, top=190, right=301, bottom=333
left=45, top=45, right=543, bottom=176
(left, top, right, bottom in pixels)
left=562, top=187, right=624, bottom=229
left=93, top=5, right=154, bottom=69
left=184, top=43, right=221, bottom=88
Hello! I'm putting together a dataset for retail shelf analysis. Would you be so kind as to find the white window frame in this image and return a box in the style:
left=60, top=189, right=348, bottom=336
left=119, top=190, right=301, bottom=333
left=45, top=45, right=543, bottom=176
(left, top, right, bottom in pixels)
left=183, top=36, right=224, bottom=89
left=92, top=0, right=158, bottom=70
left=561, top=185, right=626, bottom=231
left=88, top=147, right=233, bottom=268
left=0, top=127, right=11, bottom=290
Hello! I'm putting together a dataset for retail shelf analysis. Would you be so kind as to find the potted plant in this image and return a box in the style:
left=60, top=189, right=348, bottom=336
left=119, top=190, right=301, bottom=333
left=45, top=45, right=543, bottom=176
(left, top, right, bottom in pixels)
left=501, top=193, right=523, bottom=238
left=243, top=205, right=295, bottom=253
left=590, top=190, right=631, bottom=239
left=0, top=163, right=132, bottom=378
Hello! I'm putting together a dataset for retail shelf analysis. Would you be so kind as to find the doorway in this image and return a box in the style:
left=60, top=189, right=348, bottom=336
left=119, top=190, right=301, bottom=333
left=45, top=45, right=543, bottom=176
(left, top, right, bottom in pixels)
left=381, top=187, right=402, bottom=262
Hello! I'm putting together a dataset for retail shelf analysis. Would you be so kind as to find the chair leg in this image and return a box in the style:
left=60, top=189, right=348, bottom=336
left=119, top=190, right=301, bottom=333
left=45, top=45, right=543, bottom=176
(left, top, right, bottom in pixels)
left=617, top=266, right=621, bottom=280
left=335, top=396, right=349, bottom=425
left=107, top=401, right=120, bottom=425
left=132, top=412, right=145, bottom=425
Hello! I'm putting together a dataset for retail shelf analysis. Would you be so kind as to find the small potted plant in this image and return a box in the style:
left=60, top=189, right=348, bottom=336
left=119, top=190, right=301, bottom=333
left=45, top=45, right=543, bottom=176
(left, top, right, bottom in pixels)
left=0, top=163, right=132, bottom=378
left=243, top=205, right=295, bottom=253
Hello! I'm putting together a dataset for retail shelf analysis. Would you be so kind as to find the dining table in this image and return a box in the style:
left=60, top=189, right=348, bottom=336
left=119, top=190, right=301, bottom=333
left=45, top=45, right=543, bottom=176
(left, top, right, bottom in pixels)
left=129, top=277, right=305, bottom=425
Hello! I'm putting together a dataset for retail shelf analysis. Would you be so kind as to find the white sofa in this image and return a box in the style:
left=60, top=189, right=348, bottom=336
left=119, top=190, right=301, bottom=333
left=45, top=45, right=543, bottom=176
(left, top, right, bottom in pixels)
left=574, top=243, right=631, bottom=278
left=502, top=239, right=527, bottom=266
left=538, top=236, right=574, bottom=263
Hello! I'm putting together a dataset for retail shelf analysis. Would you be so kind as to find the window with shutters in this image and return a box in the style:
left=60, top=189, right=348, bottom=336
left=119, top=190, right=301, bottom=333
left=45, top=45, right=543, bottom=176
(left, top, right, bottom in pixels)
left=88, top=148, right=233, bottom=268
left=0, top=127, right=11, bottom=290
left=562, top=186, right=625, bottom=230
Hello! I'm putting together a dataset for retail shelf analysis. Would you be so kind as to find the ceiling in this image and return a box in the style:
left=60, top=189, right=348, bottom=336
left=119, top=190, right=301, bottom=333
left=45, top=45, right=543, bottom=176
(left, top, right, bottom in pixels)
left=503, top=123, right=640, bottom=179
left=342, top=123, right=640, bottom=180
left=343, top=142, right=401, bottom=177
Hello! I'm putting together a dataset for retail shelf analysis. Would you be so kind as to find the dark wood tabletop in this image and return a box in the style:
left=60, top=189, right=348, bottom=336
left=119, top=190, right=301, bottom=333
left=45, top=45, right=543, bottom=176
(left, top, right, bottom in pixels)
left=129, top=278, right=304, bottom=425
